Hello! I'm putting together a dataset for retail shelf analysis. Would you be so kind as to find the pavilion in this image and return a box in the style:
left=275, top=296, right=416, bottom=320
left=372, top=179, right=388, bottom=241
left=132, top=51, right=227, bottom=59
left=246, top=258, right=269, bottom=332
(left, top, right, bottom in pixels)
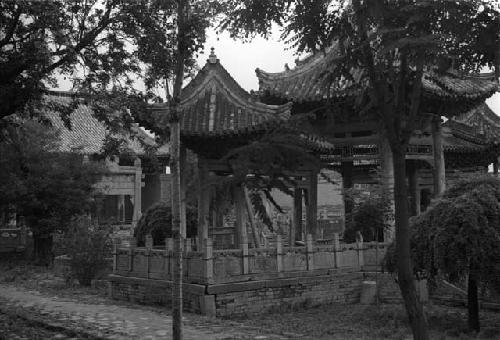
left=109, top=48, right=498, bottom=316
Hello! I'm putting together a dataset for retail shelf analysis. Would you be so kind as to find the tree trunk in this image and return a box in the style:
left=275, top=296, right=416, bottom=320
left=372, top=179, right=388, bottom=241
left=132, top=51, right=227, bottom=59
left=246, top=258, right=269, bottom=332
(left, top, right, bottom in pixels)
left=170, top=1, right=189, bottom=338
left=392, top=148, right=429, bottom=340
left=32, top=233, right=53, bottom=266
left=170, top=118, right=183, bottom=340
left=468, top=267, right=480, bottom=332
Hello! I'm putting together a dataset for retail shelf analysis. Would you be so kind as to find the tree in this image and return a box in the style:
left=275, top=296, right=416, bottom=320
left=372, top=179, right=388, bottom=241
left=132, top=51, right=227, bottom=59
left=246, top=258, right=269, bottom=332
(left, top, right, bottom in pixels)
left=408, top=176, right=500, bottom=333
left=343, top=188, right=391, bottom=243
left=0, top=120, right=105, bottom=265
left=222, top=1, right=499, bottom=338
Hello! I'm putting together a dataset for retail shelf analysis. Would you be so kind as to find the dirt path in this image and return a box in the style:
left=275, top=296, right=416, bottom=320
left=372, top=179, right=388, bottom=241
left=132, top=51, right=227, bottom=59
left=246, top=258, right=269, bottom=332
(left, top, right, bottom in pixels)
left=0, top=284, right=294, bottom=340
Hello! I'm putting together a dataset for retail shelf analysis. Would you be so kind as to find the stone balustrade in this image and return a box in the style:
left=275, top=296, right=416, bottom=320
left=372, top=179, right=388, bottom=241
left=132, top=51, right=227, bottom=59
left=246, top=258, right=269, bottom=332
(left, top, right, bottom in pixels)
left=112, top=234, right=390, bottom=285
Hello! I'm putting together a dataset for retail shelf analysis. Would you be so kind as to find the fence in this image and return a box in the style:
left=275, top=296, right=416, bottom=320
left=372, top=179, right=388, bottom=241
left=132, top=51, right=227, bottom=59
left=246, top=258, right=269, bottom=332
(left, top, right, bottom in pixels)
left=113, top=234, right=389, bottom=285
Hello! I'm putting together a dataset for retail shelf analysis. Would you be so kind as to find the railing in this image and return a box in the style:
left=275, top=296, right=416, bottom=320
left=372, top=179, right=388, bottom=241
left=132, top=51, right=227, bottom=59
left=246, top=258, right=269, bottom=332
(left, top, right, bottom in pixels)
left=112, top=234, right=390, bottom=285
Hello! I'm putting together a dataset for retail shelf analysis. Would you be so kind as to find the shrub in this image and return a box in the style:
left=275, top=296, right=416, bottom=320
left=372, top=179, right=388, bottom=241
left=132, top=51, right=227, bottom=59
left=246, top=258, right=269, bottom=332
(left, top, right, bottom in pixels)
left=134, top=202, right=198, bottom=246
left=344, top=194, right=391, bottom=243
left=63, top=216, right=112, bottom=286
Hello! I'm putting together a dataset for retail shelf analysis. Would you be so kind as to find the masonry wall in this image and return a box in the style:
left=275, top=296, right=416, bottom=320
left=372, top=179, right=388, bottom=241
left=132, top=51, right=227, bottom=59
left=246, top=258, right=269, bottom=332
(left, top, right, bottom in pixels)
left=211, top=270, right=363, bottom=317
left=109, top=270, right=413, bottom=317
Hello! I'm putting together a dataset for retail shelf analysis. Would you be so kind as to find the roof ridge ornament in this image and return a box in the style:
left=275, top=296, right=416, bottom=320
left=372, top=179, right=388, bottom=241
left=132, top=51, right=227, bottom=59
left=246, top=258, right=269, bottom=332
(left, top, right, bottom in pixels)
left=209, top=47, right=217, bottom=64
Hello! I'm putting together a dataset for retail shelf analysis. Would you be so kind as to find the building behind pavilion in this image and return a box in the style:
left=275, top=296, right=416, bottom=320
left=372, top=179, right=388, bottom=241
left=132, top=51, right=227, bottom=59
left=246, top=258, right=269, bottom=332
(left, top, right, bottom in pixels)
left=255, top=44, right=499, bottom=233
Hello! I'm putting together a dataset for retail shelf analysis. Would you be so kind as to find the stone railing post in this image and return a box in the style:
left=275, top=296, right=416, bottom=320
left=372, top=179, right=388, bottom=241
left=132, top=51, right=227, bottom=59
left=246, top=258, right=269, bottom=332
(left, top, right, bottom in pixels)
left=202, top=238, right=214, bottom=284
left=128, top=237, right=136, bottom=272
left=276, top=235, right=283, bottom=272
left=357, top=240, right=364, bottom=269
left=145, top=235, right=153, bottom=249
left=306, top=234, right=314, bottom=271
left=164, top=238, right=171, bottom=279
left=333, top=233, right=341, bottom=268
left=166, top=238, right=174, bottom=279
left=241, top=234, right=249, bottom=275
left=145, top=235, right=153, bottom=279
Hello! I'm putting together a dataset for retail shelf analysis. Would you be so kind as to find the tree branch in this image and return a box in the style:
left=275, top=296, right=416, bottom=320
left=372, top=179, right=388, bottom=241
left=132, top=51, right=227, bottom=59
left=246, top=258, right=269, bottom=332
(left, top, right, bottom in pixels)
left=42, top=2, right=114, bottom=75
left=0, top=7, right=22, bottom=48
left=402, top=51, right=425, bottom=143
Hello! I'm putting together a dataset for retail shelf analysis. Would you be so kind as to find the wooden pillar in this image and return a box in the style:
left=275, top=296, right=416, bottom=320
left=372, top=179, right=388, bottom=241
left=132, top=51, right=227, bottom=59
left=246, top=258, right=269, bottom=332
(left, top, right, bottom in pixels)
left=431, top=116, right=446, bottom=196
left=159, top=173, right=171, bottom=204
left=180, top=146, right=187, bottom=238
left=306, top=171, right=318, bottom=239
left=379, top=134, right=395, bottom=241
left=243, top=187, right=260, bottom=248
left=132, top=158, right=142, bottom=227
left=341, top=161, right=354, bottom=189
left=234, top=185, right=248, bottom=249
left=407, top=161, right=420, bottom=216
left=197, top=159, right=209, bottom=249
left=494, top=161, right=499, bottom=175
left=293, top=187, right=303, bottom=242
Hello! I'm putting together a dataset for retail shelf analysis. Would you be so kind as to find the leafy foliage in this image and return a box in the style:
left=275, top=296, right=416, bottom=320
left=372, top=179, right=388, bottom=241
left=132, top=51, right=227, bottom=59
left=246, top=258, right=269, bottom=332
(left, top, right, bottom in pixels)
left=62, top=216, right=112, bottom=287
left=0, top=121, right=105, bottom=233
left=133, top=202, right=198, bottom=246
left=385, top=176, right=500, bottom=330
left=411, top=176, right=500, bottom=284
left=343, top=191, right=391, bottom=243
left=0, top=120, right=105, bottom=263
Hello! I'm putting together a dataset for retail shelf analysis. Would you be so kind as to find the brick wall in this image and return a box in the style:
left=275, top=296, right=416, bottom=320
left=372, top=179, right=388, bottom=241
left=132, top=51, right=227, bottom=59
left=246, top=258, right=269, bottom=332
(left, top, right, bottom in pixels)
left=109, top=275, right=205, bottom=313
left=211, top=271, right=363, bottom=317
left=109, top=270, right=413, bottom=317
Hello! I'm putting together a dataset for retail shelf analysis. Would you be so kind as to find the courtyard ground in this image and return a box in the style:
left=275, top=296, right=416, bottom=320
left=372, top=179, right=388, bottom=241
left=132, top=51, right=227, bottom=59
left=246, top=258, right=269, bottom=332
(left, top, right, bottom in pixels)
left=1, top=261, right=500, bottom=339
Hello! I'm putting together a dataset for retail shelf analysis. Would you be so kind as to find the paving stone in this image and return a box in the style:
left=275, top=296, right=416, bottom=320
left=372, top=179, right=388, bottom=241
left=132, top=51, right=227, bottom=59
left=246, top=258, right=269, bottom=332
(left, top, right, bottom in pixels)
left=0, top=283, right=295, bottom=340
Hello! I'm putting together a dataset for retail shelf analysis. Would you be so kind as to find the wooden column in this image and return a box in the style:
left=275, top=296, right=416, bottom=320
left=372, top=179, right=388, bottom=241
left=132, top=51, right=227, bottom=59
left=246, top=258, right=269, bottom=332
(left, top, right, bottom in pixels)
left=293, top=187, right=303, bottom=242
left=341, top=161, right=354, bottom=189
left=431, top=116, right=446, bottom=196
left=407, top=161, right=420, bottom=216
left=197, top=159, right=209, bottom=249
left=379, top=134, right=395, bottom=241
left=234, top=185, right=248, bottom=249
left=494, top=160, right=499, bottom=175
left=180, top=146, right=187, bottom=238
left=243, top=187, right=260, bottom=248
left=132, top=158, right=142, bottom=227
left=306, top=170, right=318, bottom=239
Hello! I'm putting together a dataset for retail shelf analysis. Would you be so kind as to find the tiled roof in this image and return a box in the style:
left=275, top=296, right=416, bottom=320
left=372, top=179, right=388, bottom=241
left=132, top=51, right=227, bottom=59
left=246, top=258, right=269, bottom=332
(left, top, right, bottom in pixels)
left=149, top=51, right=292, bottom=138
left=42, top=92, right=168, bottom=155
left=448, top=103, right=500, bottom=141
left=256, top=44, right=498, bottom=104
left=443, top=119, right=490, bottom=153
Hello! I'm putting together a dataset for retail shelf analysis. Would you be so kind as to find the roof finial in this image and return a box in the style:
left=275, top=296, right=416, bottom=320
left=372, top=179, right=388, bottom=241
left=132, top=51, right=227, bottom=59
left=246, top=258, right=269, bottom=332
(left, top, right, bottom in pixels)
left=209, top=47, right=217, bottom=64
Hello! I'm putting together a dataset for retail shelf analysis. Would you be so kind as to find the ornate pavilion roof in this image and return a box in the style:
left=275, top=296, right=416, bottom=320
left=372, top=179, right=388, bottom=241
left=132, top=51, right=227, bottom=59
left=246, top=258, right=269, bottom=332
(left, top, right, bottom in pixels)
left=42, top=92, right=168, bottom=156
left=148, top=50, right=292, bottom=140
left=448, top=103, right=500, bottom=141
left=256, top=43, right=498, bottom=108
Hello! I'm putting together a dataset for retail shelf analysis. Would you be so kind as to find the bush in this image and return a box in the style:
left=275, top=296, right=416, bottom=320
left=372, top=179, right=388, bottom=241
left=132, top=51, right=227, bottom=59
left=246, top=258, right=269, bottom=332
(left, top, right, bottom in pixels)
left=344, top=195, right=391, bottom=243
left=134, top=202, right=198, bottom=246
left=63, top=216, right=112, bottom=286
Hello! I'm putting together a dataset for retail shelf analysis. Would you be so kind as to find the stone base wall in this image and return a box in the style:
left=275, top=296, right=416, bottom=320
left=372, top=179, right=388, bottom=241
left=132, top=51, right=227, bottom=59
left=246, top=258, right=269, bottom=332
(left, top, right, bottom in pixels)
left=110, top=275, right=206, bottom=314
left=211, top=270, right=363, bottom=317
left=109, top=270, right=418, bottom=317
